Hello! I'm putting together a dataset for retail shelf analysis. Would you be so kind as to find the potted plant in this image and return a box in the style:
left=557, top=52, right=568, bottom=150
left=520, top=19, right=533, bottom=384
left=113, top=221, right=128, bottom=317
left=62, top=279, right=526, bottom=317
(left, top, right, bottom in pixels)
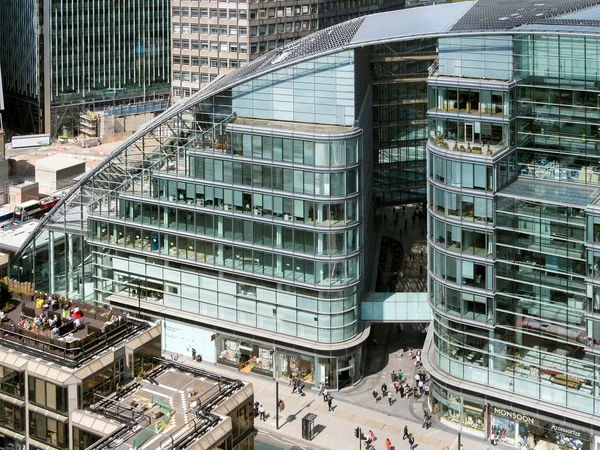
left=453, top=142, right=458, bottom=151
left=467, top=142, right=472, bottom=153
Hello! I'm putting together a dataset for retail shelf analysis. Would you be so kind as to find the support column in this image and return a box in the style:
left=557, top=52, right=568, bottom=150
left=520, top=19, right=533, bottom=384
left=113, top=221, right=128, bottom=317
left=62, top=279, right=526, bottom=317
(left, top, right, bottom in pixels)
left=68, top=234, right=74, bottom=296
left=49, top=231, right=55, bottom=293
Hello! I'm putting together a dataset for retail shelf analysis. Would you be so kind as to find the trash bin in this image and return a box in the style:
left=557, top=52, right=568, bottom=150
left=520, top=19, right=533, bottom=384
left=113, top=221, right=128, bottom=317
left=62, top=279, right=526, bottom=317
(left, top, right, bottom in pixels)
left=301, top=413, right=317, bottom=441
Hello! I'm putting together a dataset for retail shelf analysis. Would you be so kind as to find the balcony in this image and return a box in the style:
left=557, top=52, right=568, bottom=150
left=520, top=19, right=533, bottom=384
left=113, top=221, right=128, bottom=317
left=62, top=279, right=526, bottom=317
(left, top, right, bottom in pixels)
left=429, top=137, right=508, bottom=157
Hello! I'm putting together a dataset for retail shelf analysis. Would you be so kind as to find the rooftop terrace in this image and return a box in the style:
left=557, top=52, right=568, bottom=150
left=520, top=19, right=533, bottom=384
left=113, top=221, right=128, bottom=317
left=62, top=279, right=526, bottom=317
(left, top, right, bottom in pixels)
left=0, top=291, right=150, bottom=367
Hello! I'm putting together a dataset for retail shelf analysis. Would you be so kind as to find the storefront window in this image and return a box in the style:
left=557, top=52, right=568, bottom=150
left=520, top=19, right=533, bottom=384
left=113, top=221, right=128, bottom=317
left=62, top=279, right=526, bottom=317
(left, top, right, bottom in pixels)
left=217, top=337, right=273, bottom=375
left=433, top=385, right=484, bottom=436
left=491, top=406, right=591, bottom=450
left=280, top=352, right=315, bottom=385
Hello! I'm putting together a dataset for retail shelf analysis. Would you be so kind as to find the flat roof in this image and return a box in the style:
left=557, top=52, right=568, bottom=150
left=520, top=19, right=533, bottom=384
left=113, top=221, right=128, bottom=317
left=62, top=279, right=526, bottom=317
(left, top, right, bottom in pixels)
left=498, top=178, right=596, bottom=207
left=0, top=220, right=40, bottom=252
left=0, top=297, right=150, bottom=368
left=36, top=154, right=86, bottom=172
left=87, top=361, right=246, bottom=450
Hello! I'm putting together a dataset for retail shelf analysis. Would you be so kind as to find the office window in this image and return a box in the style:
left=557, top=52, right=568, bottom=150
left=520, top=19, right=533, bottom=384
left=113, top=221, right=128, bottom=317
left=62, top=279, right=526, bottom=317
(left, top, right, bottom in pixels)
left=201, top=24, right=209, bottom=34
left=221, top=43, right=228, bottom=52
left=0, top=367, right=24, bottom=398
left=230, top=43, right=238, bottom=52
left=210, top=9, right=218, bottom=18
left=201, top=57, right=209, bottom=66
left=173, top=7, right=180, bottom=16
left=240, top=43, right=248, bottom=53
left=173, top=39, right=181, bottom=48
left=183, top=40, right=190, bottom=49
left=192, top=57, right=199, bottom=66
left=191, top=40, right=199, bottom=49
left=221, top=59, right=228, bottom=68
left=240, top=27, right=247, bottom=36
left=29, top=412, right=68, bottom=448
left=182, top=56, right=190, bottom=65
left=182, top=8, right=190, bottom=17
left=174, top=72, right=181, bottom=80
left=240, top=10, right=247, bottom=19
left=220, top=25, right=228, bottom=35
left=230, top=10, right=237, bottom=19
left=73, top=427, right=101, bottom=450
left=183, top=72, right=191, bottom=81
left=173, top=55, right=181, bottom=64
left=201, top=8, right=208, bottom=17
left=201, top=41, right=209, bottom=50
left=192, top=24, right=199, bottom=33
left=210, top=25, right=218, bottom=35
left=220, top=9, right=228, bottom=18
left=28, top=377, right=68, bottom=413
left=230, top=26, right=238, bottom=35
left=211, top=41, right=219, bottom=51
left=174, top=24, right=181, bottom=33
left=192, top=73, right=200, bottom=82
left=182, top=24, right=190, bottom=34
left=231, top=60, right=239, bottom=68
left=211, top=59, right=218, bottom=68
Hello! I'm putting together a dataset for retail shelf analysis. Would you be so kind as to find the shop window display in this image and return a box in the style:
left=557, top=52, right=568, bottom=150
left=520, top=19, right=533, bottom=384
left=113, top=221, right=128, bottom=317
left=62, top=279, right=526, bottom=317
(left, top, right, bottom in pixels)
left=217, top=338, right=273, bottom=375
left=280, top=352, right=315, bottom=385
left=491, top=406, right=590, bottom=450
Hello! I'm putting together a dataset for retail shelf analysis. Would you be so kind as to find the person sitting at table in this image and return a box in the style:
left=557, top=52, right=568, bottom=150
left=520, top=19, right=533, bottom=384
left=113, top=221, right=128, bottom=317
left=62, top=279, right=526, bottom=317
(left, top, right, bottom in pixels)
left=49, top=315, right=59, bottom=328
left=0, top=311, right=5, bottom=321
left=51, top=325, right=59, bottom=337
left=73, top=317, right=82, bottom=329
left=34, top=316, right=42, bottom=328
left=18, top=318, right=24, bottom=327
left=49, top=299, right=58, bottom=312
left=35, top=297, right=44, bottom=309
left=61, top=304, right=69, bottom=319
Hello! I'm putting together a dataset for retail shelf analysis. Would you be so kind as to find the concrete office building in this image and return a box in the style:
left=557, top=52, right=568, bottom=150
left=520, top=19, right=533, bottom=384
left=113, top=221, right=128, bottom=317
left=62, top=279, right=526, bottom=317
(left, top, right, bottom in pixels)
left=11, top=0, right=600, bottom=444
left=170, top=0, right=406, bottom=99
left=0, top=298, right=253, bottom=450
left=0, top=0, right=171, bottom=137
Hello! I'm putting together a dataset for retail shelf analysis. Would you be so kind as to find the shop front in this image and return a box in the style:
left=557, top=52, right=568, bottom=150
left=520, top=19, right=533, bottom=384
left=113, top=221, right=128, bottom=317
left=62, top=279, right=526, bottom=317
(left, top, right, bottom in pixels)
left=490, top=406, right=590, bottom=450
left=432, top=384, right=485, bottom=437
left=215, top=334, right=364, bottom=390
left=216, top=336, right=274, bottom=376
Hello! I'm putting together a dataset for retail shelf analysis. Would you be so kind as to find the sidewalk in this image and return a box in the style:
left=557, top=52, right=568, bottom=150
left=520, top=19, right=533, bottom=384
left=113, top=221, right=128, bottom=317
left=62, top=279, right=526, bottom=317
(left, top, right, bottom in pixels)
left=167, top=351, right=490, bottom=450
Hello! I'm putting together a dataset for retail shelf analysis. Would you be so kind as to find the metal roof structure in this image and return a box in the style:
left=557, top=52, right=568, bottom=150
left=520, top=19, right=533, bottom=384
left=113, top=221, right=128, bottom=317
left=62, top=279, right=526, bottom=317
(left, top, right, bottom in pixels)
left=450, top=0, right=600, bottom=31
left=350, top=2, right=474, bottom=44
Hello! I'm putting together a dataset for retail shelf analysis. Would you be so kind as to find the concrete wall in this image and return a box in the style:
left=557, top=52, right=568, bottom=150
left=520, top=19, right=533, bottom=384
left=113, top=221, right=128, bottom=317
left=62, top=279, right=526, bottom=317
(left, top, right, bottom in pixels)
left=37, top=161, right=84, bottom=193
left=101, top=112, right=156, bottom=143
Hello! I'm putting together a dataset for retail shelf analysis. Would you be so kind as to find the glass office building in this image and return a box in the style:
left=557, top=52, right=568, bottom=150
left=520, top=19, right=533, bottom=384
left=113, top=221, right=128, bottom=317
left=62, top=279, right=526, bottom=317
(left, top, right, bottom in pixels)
left=10, top=0, right=600, bottom=440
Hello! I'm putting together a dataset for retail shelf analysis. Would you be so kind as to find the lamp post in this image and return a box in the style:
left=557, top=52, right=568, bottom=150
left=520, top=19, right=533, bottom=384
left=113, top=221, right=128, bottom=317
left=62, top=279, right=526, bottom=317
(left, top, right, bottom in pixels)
left=274, top=347, right=279, bottom=430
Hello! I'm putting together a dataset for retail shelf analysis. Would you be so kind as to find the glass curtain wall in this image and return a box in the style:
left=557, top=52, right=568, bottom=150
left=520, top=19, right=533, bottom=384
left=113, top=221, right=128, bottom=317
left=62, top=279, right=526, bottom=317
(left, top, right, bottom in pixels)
left=371, top=38, right=436, bottom=205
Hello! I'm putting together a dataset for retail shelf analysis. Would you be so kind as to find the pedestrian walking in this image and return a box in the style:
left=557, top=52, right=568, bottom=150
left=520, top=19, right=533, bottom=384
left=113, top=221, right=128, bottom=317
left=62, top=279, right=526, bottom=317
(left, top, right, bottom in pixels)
left=490, top=432, right=496, bottom=446
left=403, top=425, right=409, bottom=440
left=258, top=404, right=266, bottom=421
left=388, top=390, right=393, bottom=405
left=369, top=430, right=375, bottom=442
left=408, top=435, right=415, bottom=450
left=253, top=401, right=259, bottom=417
left=372, top=389, right=378, bottom=404
left=460, top=444, right=465, bottom=450
left=400, top=384, right=405, bottom=398
left=318, top=382, right=325, bottom=396
left=418, top=380, right=424, bottom=394
left=386, top=438, right=392, bottom=450
left=323, top=388, right=329, bottom=402
left=381, top=382, right=387, bottom=396
left=394, top=380, right=400, bottom=394
left=327, top=395, right=333, bottom=411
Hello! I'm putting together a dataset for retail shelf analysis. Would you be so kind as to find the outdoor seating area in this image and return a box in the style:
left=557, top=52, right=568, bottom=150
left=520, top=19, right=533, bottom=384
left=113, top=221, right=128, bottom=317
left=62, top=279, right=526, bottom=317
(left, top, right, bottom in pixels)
left=0, top=291, right=143, bottom=366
